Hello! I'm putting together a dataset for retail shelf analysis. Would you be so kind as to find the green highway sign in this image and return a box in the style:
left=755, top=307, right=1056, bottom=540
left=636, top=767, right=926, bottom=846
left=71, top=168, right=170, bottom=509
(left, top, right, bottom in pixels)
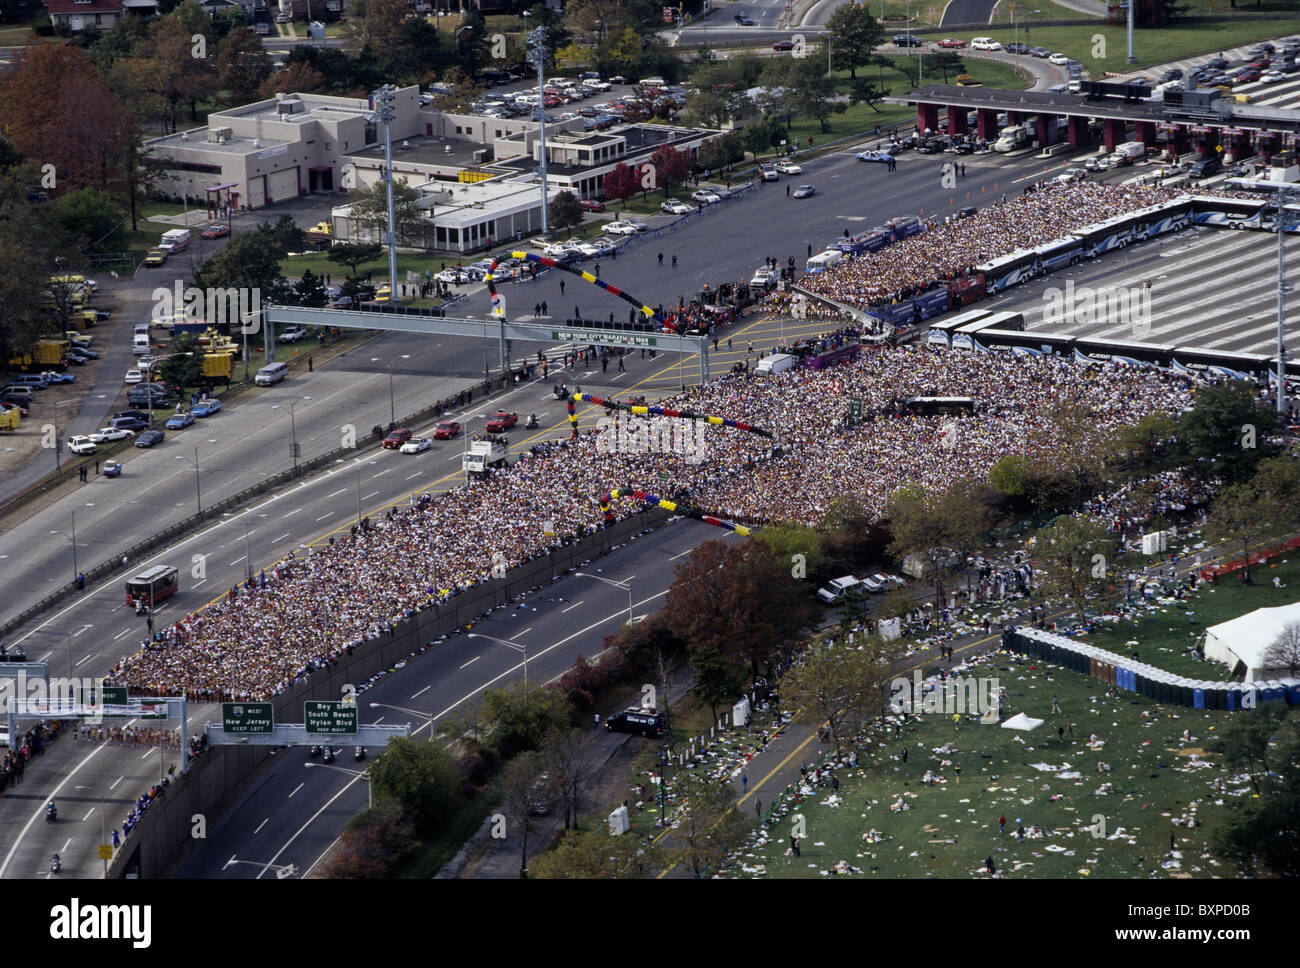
left=304, top=700, right=358, bottom=735
left=552, top=329, right=657, bottom=348
left=79, top=683, right=128, bottom=706
left=222, top=702, right=274, bottom=734
left=848, top=397, right=862, bottom=418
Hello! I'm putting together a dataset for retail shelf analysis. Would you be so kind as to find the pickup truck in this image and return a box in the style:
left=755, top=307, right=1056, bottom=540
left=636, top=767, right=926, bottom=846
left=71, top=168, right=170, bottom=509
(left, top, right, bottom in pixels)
left=485, top=410, right=518, bottom=432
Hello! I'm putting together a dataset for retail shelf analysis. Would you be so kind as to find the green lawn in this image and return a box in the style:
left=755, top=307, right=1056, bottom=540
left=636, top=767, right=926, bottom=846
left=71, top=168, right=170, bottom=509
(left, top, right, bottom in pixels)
left=973, top=20, right=1300, bottom=73
left=390, top=789, right=497, bottom=878
left=727, top=649, right=1253, bottom=878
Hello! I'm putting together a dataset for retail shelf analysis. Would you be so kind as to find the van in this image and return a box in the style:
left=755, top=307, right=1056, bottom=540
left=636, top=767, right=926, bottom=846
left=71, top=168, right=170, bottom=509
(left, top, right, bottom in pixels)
left=159, top=229, right=191, bottom=253
left=603, top=707, right=667, bottom=737
left=255, top=361, right=288, bottom=386
left=817, top=576, right=865, bottom=605
left=133, top=322, right=151, bottom=337
left=639, top=76, right=667, bottom=89
left=11, top=374, right=49, bottom=389
left=755, top=353, right=797, bottom=376
left=1, top=385, right=35, bottom=402
left=132, top=333, right=151, bottom=355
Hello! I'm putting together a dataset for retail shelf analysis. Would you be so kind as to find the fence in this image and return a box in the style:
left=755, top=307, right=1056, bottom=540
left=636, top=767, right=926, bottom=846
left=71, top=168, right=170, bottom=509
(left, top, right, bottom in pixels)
left=107, top=506, right=671, bottom=878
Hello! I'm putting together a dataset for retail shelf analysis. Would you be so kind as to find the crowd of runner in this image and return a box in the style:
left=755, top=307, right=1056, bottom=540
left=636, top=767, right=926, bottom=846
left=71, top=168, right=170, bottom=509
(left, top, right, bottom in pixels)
left=801, top=182, right=1188, bottom=309
left=106, top=335, right=1202, bottom=701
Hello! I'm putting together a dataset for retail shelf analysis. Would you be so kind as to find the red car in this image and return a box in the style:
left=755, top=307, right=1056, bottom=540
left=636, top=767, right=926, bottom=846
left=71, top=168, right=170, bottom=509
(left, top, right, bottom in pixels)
left=938, top=37, right=967, bottom=48
left=432, top=421, right=461, bottom=440
left=201, top=224, right=231, bottom=239
left=580, top=199, right=605, bottom=212
left=382, top=427, right=413, bottom=449
left=772, top=39, right=796, bottom=51
left=485, top=410, right=518, bottom=432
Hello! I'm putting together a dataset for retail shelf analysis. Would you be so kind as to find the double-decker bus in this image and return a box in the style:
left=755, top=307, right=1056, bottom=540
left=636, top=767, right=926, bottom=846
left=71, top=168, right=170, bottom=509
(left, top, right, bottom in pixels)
left=125, top=565, right=179, bottom=607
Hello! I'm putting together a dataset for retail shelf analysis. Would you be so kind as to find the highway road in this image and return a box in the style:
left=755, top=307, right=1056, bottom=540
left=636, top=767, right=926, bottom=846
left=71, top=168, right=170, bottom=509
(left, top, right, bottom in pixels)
left=0, top=142, right=1079, bottom=631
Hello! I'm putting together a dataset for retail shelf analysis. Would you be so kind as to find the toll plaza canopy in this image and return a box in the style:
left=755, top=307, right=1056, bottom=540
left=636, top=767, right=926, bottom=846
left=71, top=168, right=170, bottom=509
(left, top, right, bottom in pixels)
left=894, top=84, right=1300, bottom=158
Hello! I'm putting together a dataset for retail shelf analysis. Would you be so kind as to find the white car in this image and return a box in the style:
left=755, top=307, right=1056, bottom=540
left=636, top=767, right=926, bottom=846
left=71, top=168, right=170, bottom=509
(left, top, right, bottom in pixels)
left=971, top=37, right=1002, bottom=51
left=67, top=435, right=97, bottom=455
left=1261, top=70, right=1286, bottom=83
left=435, top=268, right=470, bottom=284
left=1048, top=52, right=1070, bottom=65
left=399, top=435, right=432, bottom=454
left=577, top=240, right=615, bottom=258
left=758, top=166, right=780, bottom=181
left=1055, top=168, right=1086, bottom=184
left=661, top=199, right=693, bottom=214
left=775, top=161, right=803, bottom=175
left=872, top=573, right=906, bottom=589
left=792, top=184, right=816, bottom=198
left=586, top=79, right=611, bottom=91
left=278, top=325, right=308, bottom=343
left=124, top=369, right=144, bottom=384
left=691, top=189, right=721, bottom=204
left=604, top=220, right=645, bottom=235
left=89, top=426, right=135, bottom=443
left=544, top=238, right=584, bottom=255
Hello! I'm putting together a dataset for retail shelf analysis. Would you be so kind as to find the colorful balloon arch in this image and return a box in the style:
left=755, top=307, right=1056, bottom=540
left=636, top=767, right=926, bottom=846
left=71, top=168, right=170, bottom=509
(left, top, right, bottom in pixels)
left=486, top=251, right=665, bottom=328
left=598, top=487, right=753, bottom=536
left=566, top=391, right=774, bottom=439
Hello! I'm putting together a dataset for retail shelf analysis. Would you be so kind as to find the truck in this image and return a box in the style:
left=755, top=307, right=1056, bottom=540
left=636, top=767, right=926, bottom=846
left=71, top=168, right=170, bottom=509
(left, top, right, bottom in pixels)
left=805, top=249, right=844, bottom=274
left=755, top=352, right=798, bottom=375
left=158, top=228, right=192, bottom=253
left=1108, top=141, right=1146, bottom=166
left=9, top=339, right=71, bottom=369
left=993, top=124, right=1030, bottom=153
left=462, top=433, right=509, bottom=475
left=201, top=352, right=233, bottom=383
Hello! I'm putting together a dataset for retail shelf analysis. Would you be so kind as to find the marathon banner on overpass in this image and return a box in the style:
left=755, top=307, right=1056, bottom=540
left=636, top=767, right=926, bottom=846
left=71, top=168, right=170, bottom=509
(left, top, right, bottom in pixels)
left=552, top=327, right=658, bottom=348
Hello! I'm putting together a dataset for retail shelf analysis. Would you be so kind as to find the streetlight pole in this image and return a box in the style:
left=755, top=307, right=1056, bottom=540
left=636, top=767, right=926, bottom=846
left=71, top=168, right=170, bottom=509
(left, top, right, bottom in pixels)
left=240, top=310, right=265, bottom=384
left=574, top=571, right=633, bottom=625
left=355, top=465, right=363, bottom=528
left=51, top=510, right=79, bottom=584
left=466, top=632, right=529, bottom=689
left=371, top=85, right=401, bottom=307
left=369, top=702, right=433, bottom=742
left=174, top=446, right=202, bottom=515
left=528, top=26, right=551, bottom=236
left=371, top=353, right=410, bottom=427
left=305, top=763, right=372, bottom=808
left=243, top=519, right=253, bottom=584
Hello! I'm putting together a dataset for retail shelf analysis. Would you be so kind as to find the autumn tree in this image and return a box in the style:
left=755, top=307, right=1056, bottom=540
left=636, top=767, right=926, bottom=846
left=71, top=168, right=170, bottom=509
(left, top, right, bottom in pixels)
left=0, top=45, right=134, bottom=196
left=783, top=637, right=887, bottom=753
left=358, top=0, right=409, bottom=52
left=321, top=802, right=416, bottom=878
left=602, top=162, right=638, bottom=209
left=259, top=61, right=328, bottom=98
left=886, top=484, right=961, bottom=606
left=665, top=537, right=817, bottom=683
left=130, top=15, right=217, bottom=132
left=216, top=26, right=272, bottom=106
left=670, top=768, right=750, bottom=878
left=649, top=143, right=690, bottom=199
left=1031, top=514, right=1118, bottom=617
left=530, top=827, right=663, bottom=878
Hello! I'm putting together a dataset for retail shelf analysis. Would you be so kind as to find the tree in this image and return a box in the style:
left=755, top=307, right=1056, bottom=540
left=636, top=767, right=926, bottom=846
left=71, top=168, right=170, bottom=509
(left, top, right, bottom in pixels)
left=368, top=735, right=465, bottom=837
left=670, top=768, right=750, bottom=878
left=989, top=453, right=1029, bottom=498
left=601, top=162, right=638, bottom=210
left=1204, top=478, right=1283, bottom=584
left=886, top=484, right=961, bottom=607
left=157, top=331, right=206, bottom=390
left=1212, top=711, right=1300, bottom=878
left=345, top=176, right=425, bottom=247
left=741, top=116, right=783, bottom=160
left=538, top=727, right=593, bottom=831
left=696, top=133, right=744, bottom=173
left=848, top=75, right=889, bottom=113
left=1178, top=381, right=1282, bottom=484
left=499, top=751, right=544, bottom=877
left=1032, top=514, right=1117, bottom=617
left=480, top=680, right=572, bottom=759
left=358, top=0, right=409, bottom=53
left=649, top=143, right=690, bottom=199
left=928, top=51, right=966, bottom=84
left=825, top=3, right=885, bottom=79
left=259, top=59, right=327, bottom=98
left=1263, top=622, right=1300, bottom=677
left=321, top=802, right=416, bottom=878
left=0, top=44, right=133, bottom=196
left=327, top=242, right=384, bottom=277
left=1212, top=704, right=1288, bottom=797
left=216, top=26, right=271, bottom=106
left=454, top=5, right=491, bottom=75
left=1109, top=411, right=1178, bottom=480
left=292, top=268, right=328, bottom=308
left=784, top=60, right=845, bottom=134
left=51, top=189, right=122, bottom=249
left=665, top=538, right=817, bottom=682
left=192, top=225, right=293, bottom=304
left=430, top=66, right=484, bottom=113
left=549, top=190, right=583, bottom=232
left=530, top=826, right=663, bottom=878
left=690, top=646, right=742, bottom=724
left=129, top=15, right=216, bottom=132
left=783, top=637, right=884, bottom=753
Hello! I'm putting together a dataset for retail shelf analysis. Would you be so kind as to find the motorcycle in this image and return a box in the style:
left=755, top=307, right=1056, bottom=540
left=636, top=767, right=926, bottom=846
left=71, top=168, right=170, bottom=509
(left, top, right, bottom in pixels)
left=525, top=413, right=539, bottom=430
left=354, top=746, right=365, bottom=762
left=309, top=745, right=321, bottom=758
left=50, top=853, right=61, bottom=874
left=45, top=802, right=57, bottom=823
left=322, top=746, right=335, bottom=763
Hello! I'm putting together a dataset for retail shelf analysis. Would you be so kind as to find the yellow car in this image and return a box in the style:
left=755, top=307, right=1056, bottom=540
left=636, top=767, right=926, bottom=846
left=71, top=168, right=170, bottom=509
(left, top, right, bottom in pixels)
left=144, top=248, right=168, bottom=267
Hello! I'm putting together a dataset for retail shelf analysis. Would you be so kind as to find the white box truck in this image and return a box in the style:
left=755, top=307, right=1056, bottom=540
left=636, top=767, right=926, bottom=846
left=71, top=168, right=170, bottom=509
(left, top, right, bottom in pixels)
left=805, top=249, right=844, bottom=274
left=755, top=353, right=797, bottom=375
left=993, top=125, right=1030, bottom=153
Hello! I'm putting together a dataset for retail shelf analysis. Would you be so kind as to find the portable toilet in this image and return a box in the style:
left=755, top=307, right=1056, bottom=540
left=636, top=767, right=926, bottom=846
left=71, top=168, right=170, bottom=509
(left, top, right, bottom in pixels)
left=1192, top=681, right=1206, bottom=710
left=1278, top=677, right=1300, bottom=705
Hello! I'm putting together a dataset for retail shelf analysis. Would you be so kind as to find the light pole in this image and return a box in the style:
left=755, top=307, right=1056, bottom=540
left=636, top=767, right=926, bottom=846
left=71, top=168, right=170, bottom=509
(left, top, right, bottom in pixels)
left=371, top=353, right=410, bottom=427
left=49, top=508, right=78, bottom=583
left=173, top=445, right=202, bottom=515
left=242, top=519, right=253, bottom=583
left=271, top=396, right=309, bottom=476
left=240, top=310, right=265, bottom=384
left=355, top=465, right=363, bottom=528
left=574, top=571, right=633, bottom=626
left=466, top=632, right=529, bottom=688
left=369, top=702, right=433, bottom=742
left=305, top=762, right=372, bottom=808
left=75, top=784, right=108, bottom=878
left=371, top=84, right=401, bottom=307
left=528, top=25, right=551, bottom=235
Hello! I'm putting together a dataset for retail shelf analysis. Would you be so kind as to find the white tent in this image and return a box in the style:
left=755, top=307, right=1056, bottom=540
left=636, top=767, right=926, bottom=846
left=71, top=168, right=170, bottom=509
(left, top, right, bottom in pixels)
left=1203, top=602, right=1300, bottom=681
left=1000, top=712, right=1044, bottom=731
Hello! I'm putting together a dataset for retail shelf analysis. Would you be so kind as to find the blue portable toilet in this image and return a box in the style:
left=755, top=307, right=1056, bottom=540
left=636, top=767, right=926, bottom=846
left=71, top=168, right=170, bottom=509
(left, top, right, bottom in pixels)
left=1278, top=677, right=1300, bottom=705
left=1193, top=681, right=1206, bottom=710
left=1263, top=680, right=1285, bottom=704
left=1172, top=678, right=1191, bottom=707
left=1222, top=683, right=1239, bottom=711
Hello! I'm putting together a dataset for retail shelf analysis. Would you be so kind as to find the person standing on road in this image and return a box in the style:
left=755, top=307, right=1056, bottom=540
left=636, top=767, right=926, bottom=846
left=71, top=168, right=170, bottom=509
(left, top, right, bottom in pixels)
left=671, top=254, right=677, bottom=267
left=559, top=279, right=565, bottom=295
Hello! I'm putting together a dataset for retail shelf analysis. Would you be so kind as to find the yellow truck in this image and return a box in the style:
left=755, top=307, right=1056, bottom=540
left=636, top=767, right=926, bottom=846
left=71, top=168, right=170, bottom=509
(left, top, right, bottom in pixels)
left=0, top=404, right=19, bottom=432
left=201, top=352, right=234, bottom=382
left=9, top=339, right=72, bottom=369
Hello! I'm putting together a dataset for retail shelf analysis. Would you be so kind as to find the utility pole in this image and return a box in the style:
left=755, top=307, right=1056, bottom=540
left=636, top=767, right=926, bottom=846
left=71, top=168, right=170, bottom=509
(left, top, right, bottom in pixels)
left=372, top=85, right=401, bottom=305
left=1126, top=0, right=1136, bottom=64
left=528, top=26, right=550, bottom=235
left=1278, top=185, right=1291, bottom=417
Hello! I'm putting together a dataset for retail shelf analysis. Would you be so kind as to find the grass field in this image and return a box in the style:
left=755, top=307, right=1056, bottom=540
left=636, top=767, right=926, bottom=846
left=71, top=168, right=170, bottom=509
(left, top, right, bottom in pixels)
left=973, top=20, right=1300, bottom=72
left=727, top=649, right=1255, bottom=878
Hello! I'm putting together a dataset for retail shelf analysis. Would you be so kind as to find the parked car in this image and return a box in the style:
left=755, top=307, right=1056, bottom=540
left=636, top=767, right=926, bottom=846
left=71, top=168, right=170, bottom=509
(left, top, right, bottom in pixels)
left=579, top=199, right=605, bottom=212
left=278, top=325, right=309, bottom=343
left=603, top=707, right=667, bottom=737
left=201, top=224, right=230, bottom=239
left=691, top=189, right=722, bottom=204
left=124, top=369, right=144, bottom=384
left=399, top=435, right=432, bottom=454
left=88, top=426, right=134, bottom=443
left=937, top=37, right=967, bottom=48
left=382, top=427, right=414, bottom=449
left=971, top=37, right=1002, bottom=51
left=893, top=33, right=924, bottom=47
left=1005, top=42, right=1031, bottom=54
left=1048, top=52, right=1070, bottom=65
left=40, top=371, right=74, bottom=384
left=1029, top=46, right=1052, bottom=58
left=775, top=160, right=803, bottom=175
left=66, top=435, right=97, bottom=455
left=604, top=220, right=646, bottom=235
left=661, top=199, right=693, bottom=215
left=191, top=398, right=223, bottom=417
left=165, top=411, right=195, bottom=429
left=432, top=421, right=461, bottom=440
left=134, top=429, right=165, bottom=448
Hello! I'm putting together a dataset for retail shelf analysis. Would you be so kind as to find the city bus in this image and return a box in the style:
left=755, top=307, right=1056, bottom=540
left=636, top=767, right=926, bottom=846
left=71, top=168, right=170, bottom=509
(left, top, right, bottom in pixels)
left=903, top=396, right=976, bottom=416
left=125, top=565, right=179, bottom=607
left=926, top=308, right=993, bottom=349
